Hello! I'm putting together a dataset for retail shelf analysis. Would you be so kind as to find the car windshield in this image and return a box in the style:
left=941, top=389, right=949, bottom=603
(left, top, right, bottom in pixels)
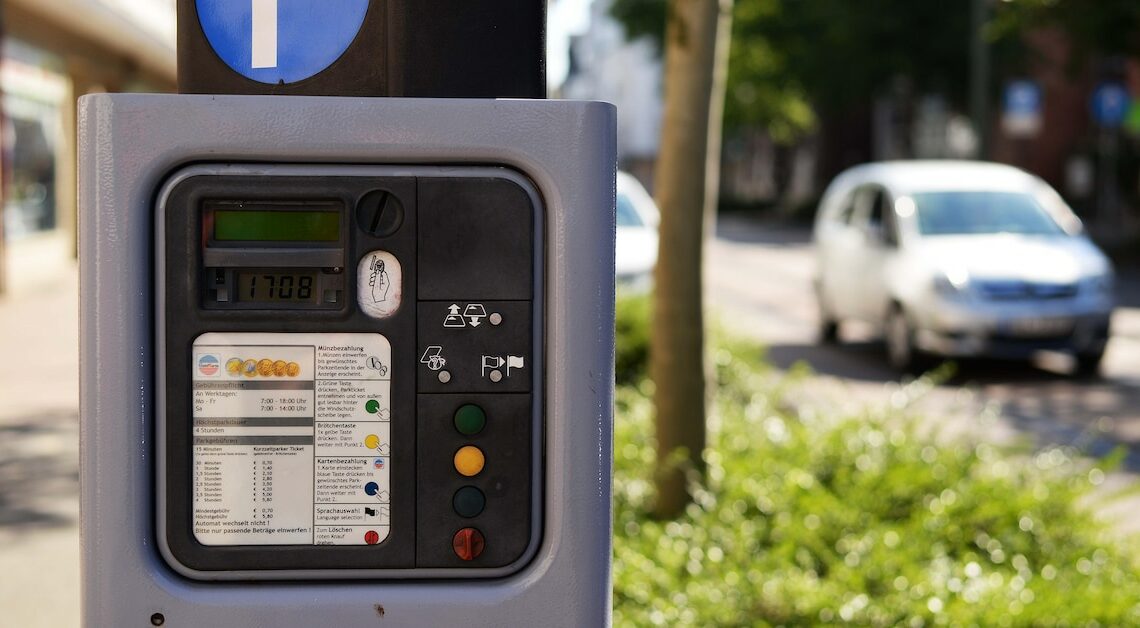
left=617, top=193, right=645, bottom=227
left=912, top=191, right=1065, bottom=236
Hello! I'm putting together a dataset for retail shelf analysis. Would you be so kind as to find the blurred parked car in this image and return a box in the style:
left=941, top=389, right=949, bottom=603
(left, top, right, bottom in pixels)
left=616, top=170, right=660, bottom=290
left=812, top=161, right=1114, bottom=375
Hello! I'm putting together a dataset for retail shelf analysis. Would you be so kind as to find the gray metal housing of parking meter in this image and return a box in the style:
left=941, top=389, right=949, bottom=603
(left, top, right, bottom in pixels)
left=79, top=94, right=615, bottom=626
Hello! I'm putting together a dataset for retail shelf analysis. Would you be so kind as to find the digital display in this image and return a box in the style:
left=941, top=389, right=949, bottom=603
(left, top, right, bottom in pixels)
left=213, top=209, right=341, bottom=242
left=237, top=271, right=320, bottom=303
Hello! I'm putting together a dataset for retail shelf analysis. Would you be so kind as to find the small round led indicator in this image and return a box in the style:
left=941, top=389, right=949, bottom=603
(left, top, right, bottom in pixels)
left=452, top=527, right=485, bottom=561
left=365, top=399, right=380, bottom=414
left=453, top=446, right=485, bottom=477
left=453, top=486, right=486, bottom=518
left=453, top=404, right=486, bottom=436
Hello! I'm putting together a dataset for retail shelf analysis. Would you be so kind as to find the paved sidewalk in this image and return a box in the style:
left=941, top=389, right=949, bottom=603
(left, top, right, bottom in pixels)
left=0, top=234, right=80, bottom=627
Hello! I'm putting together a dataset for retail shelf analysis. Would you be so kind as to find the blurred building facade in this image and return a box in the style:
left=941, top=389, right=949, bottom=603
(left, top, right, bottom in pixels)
left=561, top=0, right=663, bottom=189
left=0, top=0, right=175, bottom=293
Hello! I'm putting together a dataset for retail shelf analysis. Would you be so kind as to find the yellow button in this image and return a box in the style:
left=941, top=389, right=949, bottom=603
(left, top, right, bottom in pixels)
left=453, top=446, right=485, bottom=477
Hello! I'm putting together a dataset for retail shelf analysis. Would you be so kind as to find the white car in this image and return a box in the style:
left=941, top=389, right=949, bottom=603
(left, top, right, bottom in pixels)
left=616, top=171, right=660, bottom=290
left=812, top=161, right=1114, bottom=374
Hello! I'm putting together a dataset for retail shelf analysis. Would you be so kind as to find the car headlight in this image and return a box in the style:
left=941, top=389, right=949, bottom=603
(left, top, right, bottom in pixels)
left=933, top=269, right=971, bottom=300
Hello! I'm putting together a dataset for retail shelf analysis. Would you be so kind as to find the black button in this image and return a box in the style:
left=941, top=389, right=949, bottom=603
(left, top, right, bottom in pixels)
left=452, top=486, right=486, bottom=518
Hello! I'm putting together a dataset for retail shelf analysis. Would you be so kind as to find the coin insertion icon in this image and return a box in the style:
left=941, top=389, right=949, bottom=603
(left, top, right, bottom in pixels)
left=241, top=359, right=258, bottom=377
left=225, top=358, right=243, bottom=376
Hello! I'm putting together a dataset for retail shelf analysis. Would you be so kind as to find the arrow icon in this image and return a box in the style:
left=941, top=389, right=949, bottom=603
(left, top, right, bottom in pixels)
left=443, top=304, right=466, bottom=328
left=464, top=303, right=487, bottom=327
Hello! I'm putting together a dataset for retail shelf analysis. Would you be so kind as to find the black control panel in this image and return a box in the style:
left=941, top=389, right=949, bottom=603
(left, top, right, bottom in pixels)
left=159, top=166, right=541, bottom=576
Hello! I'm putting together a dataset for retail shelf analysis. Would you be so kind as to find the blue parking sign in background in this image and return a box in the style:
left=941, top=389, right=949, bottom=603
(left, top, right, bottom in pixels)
left=197, top=0, right=370, bottom=84
left=1003, top=80, right=1041, bottom=117
left=1091, top=82, right=1130, bottom=128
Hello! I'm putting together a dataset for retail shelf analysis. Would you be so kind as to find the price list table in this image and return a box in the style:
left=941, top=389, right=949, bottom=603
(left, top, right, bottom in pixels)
left=190, top=333, right=392, bottom=546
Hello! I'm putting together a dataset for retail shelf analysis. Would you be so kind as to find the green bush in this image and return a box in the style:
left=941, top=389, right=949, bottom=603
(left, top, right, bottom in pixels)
left=616, top=293, right=652, bottom=385
left=613, top=339, right=1140, bottom=626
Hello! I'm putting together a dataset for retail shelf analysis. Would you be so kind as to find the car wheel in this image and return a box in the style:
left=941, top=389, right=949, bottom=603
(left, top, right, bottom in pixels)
left=815, top=281, right=839, bottom=344
left=1074, top=349, right=1105, bottom=378
left=885, top=305, right=924, bottom=373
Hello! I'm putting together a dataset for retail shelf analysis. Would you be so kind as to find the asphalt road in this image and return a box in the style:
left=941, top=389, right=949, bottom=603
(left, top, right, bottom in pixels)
left=708, top=214, right=1140, bottom=532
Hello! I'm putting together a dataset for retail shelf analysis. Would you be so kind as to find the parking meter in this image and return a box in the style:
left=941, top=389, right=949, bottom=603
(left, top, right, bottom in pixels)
left=79, top=96, right=615, bottom=625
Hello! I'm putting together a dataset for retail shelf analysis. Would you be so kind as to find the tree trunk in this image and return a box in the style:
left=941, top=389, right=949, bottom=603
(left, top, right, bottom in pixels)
left=651, top=0, right=732, bottom=518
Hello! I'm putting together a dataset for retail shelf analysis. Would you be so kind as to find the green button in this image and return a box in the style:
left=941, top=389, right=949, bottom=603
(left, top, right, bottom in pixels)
left=365, top=399, right=380, bottom=414
left=454, top=404, right=486, bottom=435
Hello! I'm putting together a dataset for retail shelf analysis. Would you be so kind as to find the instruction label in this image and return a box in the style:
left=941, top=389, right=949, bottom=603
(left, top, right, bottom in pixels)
left=191, top=332, right=392, bottom=546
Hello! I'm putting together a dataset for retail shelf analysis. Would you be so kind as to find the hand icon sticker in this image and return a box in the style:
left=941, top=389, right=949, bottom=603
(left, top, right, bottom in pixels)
left=369, top=256, right=390, bottom=303
left=357, top=250, right=402, bottom=319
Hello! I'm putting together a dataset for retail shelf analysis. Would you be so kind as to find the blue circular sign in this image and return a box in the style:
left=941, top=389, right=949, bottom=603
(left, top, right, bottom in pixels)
left=197, top=0, right=369, bottom=84
left=1004, top=80, right=1041, bottom=116
left=1091, top=82, right=1131, bottom=128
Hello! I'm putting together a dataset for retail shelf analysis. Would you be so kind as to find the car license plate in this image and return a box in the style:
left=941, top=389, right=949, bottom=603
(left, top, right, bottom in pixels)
left=1003, top=317, right=1075, bottom=338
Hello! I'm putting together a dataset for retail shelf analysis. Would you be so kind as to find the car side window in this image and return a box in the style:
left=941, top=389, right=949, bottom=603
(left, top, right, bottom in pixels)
left=853, top=185, right=898, bottom=247
left=836, top=191, right=857, bottom=226
left=868, top=188, right=899, bottom=247
left=850, top=186, right=876, bottom=229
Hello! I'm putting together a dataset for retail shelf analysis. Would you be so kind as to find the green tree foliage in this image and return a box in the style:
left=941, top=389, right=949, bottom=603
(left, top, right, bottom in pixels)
left=990, top=0, right=1140, bottom=66
left=612, top=0, right=979, bottom=142
left=741, top=1, right=972, bottom=114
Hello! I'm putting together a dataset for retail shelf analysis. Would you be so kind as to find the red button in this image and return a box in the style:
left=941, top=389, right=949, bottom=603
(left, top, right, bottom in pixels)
left=364, top=530, right=380, bottom=545
left=452, top=527, right=485, bottom=561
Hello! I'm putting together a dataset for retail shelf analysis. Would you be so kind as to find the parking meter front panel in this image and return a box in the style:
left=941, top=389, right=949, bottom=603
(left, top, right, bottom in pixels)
left=159, top=165, right=542, bottom=577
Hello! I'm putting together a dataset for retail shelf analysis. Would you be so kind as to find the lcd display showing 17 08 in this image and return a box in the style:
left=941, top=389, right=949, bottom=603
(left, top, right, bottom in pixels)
left=237, top=270, right=319, bottom=303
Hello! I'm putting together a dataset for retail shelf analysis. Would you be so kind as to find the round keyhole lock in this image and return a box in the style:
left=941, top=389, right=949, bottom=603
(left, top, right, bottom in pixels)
left=356, top=189, right=405, bottom=238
